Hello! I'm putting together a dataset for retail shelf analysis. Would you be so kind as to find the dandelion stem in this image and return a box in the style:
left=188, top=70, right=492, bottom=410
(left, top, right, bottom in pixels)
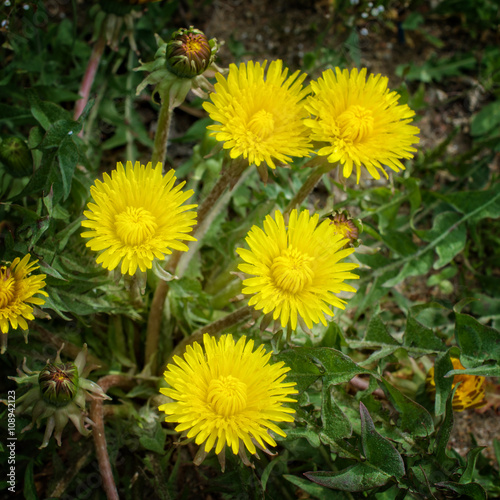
left=151, top=95, right=172, bottom=167
left=284, top=159, right=332, bottom=215
left=144, top=159, right=249, bottom=374
left=90, top=375, right=135, bottom=500
left=166, top=305, right=253, bottom=366
left=74, top=33, right=107, bottom=130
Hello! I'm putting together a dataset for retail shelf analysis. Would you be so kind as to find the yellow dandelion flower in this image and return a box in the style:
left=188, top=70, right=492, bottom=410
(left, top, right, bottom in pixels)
left=81, top=161, right=197, bottom=276
left=237, top=209, right=359, bottom=331
left=0, top=254, right=48, bottom=334
left=426, top=357, right=486, bottom=412
left=202, top=60, right=312, bottom=169
left=305, top=67, right=420, bottom=183
left=159, top=333, right=297, bottom=464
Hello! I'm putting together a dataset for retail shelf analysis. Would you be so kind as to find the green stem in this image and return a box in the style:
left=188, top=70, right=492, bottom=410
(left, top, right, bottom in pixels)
left=151, top=94, right=172, bottom=167
left=144, top=159, right=250, bottom=374
left=165, top=305, right=253, bottom=367
left=125, top=49, right=136, bottom=162
left=176, top=160, right=252, bottom=277
left=284, top=158, right=332, bottom=215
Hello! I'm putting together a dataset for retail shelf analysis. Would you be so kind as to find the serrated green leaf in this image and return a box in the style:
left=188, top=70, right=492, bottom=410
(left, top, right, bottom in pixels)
left=321, top=385, right=352, bottom=443
left=0, top=103, right=33, bottom=124
left=11, top=149, right=57, bottom=201
left=403, top=313, right=445, bottom=352
left=471, top=101, right=500, bottom=136
left=455, top=312, right=500, bottom=364
left=284, top=474, right=348, bottom=499
left=453, top=297, right=479, bottom=314
left=383, top=251, right=433, bottom=287
left=300, top=347, right=368, bottom=386
left=55, top=217, right=84, bottom=251
left=304, top=463, right=392, bottom=492
left=460, top=446, right=486, bottom=484
left=417, top=212, right=467, bottom=269
left=139, top=435, right=165, bottom=454
left=382, top=231, right=418, bottom=257
left=380, top=379, right=434, bottom=437
left=365, top=314, right=399, bottom=345
left=261, top=456, right=283, bottom=492
left=433, top=350, right=454, bottom=416
left=27, top=89, right=72, bottom=131
left=436, top=481, right=487, bottom=499
left=39, top=119, right=81, bottom=149
left=58, top=136, right=79, bottom=199
left=23, top=461, right=39, bottom=500
left=446, top=362, right=500, bottom=377
left=359, top=402, right=405, bottom=479
left=275, top=349, right=322, bottom=394
left=434, top=387, right=455, bottom=463
left=283, top=427, right=321, bottom=448
left=439, top=185, right=500, bottom=223
left=347, top=314, right=401, bottom=365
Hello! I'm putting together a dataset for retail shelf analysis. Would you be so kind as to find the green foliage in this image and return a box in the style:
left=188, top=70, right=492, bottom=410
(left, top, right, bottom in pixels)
left=1, top=0, right=499, bottom=499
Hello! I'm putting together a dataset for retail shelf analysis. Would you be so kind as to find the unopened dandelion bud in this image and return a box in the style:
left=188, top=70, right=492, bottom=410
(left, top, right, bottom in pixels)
left=166, top=27, right=214, bottom=78
left=12, top=343, right=109, bottom=448
left=328, top=211, right=362, bottom=246
left=39, top=362, right=79, bottom=407
left=0, top=136, right=33, bottom=178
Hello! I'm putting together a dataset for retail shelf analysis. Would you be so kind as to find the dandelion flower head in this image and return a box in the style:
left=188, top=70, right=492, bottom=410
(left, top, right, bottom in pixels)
left=426, top=356, right=486, bottom=411
left=159, top=333, right=297, bottom=461
left=203, top=60, right=312, bottom=169
left=305, top=67, right=420, bottom=183
left=81, top=161, right=197, bottom=275
left=237, top=209, right=359, bottom=331
left=0, top=254, right=48, bottom=334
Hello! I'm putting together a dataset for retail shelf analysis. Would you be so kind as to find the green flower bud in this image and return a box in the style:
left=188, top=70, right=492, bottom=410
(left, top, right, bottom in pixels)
left=166, top=27, right=214, bottom=78
left=326, top=210, right=363, bottom=247
left=12, top=344, right=110, bottom=448
left=0, top=137, right=33, bottom=178
left=39, top=362, right=79, bottom=407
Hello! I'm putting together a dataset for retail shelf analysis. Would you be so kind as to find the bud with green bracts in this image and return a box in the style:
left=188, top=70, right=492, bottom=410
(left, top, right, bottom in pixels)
left=0, top=137, right=33, bottom=178
left=135, top=27, right=220, bottom=109
left=166, top=27, right=214, bottom=78
left=39, top=362, right=80, bottom=407
left=10, top=344, right=110, bottom=449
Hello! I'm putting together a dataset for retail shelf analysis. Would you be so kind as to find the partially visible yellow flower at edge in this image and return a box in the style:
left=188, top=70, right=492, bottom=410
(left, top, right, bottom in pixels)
left=81, top=161, right=197, bottom=276
left=202, top=60, right=312, bottom=169
left=237, top=209, right=359, bottom=331
left=305, top=67, right=420, bottom=183
left=0, top=254, right=47, bottom=334
left=426, top=357, right=486, bottom=411
left=159, top=333, right=297, bottom=466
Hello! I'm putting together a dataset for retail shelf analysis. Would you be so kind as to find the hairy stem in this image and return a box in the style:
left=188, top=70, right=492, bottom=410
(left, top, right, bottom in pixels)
left=74, top=34, right=107, bottom=130
left=284, top=159, right=332, bottom=215
left=144, top=159, right=250, bottom=373
left=90, top=375, right=135, bottom=500
left=151, top=96, right=172, bottom=167
left=166, top=305, right=254, bottom=367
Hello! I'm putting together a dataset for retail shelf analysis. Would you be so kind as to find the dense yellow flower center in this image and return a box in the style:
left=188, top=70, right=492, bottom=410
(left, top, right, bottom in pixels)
left=271, top=247, right=314, bottom=294
left=184, top=35, right=203, bottom=55
left=338, top=105, right=374, bottom=142
left=248, top=110, right=275, bottom=139
left=114, top=207, right=158, bottom=246
left=0, top=273, right=15, bottom=308
left=207, top=375, right=248, bottom=417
